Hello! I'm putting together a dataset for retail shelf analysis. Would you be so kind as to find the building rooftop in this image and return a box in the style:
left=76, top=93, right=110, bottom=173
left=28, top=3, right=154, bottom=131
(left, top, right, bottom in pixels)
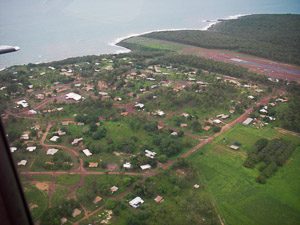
left=82, top=149, right=92, bottom=157
left=65, top=92, right=82, bottom=101
left=129, top=197, right=144, bottom=208
left=47, top=148, right=59, bottom=155
left=26, top=146, right=36, bottom=152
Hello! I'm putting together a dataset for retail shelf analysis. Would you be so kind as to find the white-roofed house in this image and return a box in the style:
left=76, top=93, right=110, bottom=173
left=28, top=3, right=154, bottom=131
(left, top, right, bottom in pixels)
left=47, top=148, right=59, bottom=155
left=26, top=146, right=36, bottom=152
left=110, top=186, right=119, bottom=193
left=171, top=131, right=178, bottom=136
left=82, top=149, right=92, bottom=157
left=16, top=100, right=29, bottom=108
left=72, top=137, right=83, bottom=145
left=140, top=164, right=151, bottom=170
left=50, top=136, right=60, bottom=142
left=129, top=197, right=144, bottom=208
left=135, top=103, right=144, bottom=109
left=213, top=119, right=222, bottom=124
left=230, top=145, right=240, bottom=150
left=145, top=150, right=157, bottom=159
left=65, top=92, right=82, bottom=101
left=123, top=162, right=132, bottom=169
left=20, top=133, right=30, bottom=140
left=153, top=110, right=165, bottom=117
left=10, top=147, right=17, bottom=153
left=17, top=160, right=27, bottom=166
left=242, top=118, right=253, bottom=126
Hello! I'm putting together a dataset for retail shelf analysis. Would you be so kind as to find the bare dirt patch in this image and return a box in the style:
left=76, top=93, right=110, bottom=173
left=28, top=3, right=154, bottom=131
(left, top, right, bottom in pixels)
left=181, top=46, right=300, bottom=82
left=35, top=182, right=50, bottom=192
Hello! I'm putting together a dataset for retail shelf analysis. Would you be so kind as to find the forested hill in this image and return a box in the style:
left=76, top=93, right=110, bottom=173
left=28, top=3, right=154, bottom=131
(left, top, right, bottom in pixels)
left=142, top=14, right=300, bottom=65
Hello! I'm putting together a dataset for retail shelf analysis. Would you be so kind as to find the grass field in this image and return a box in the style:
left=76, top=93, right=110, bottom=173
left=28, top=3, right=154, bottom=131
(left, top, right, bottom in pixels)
left=189, top=125, right=300, bottom=225
left=23, top=184, right=48, bottom=221
left=120, top=37, right=184, bottom=52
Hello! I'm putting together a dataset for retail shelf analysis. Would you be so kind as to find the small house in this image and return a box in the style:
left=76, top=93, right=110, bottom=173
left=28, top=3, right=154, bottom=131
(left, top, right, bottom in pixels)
left=50, top=136, right=59, bottom=142
left=129, top=197, right=144, bottom=208
left=72, top=138, right=83, bottom=145
left=213, top=119, right=222, bottom=124
left=93, top=196, right=102, bottom=204
left=26, top=146, right=36, bottom=152
left=82, top=149, right=92, bottom=157
left=140, top=164, right=151, bottom=170
left=10, top=147, right=17, bottom=153
left=242, top=118, right=253, bottom=126
left=110, top=186, right=119, bottom=193
left=145, top=150, right=157, bottom=159
left=65, top=92, right=82, bottom=101
left=89, top=162, right=98, bottom=168
left=72, top=208, right=81, bottom=218
left=230, top=145, right=240, bottom=150
left=154, top=195, right=164, bottom=204
left=17, top=160, right=27, bottom=166
left=123, top=162, right=132, bottom=169
left=47, top=148, right=59, bottom=155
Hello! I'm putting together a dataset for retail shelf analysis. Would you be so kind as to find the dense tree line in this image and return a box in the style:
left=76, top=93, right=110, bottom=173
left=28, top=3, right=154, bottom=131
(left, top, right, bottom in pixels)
left=275, top=83, right=300, bottom=132
left=144, top=14, right=300, bottom=65
left=244, top=138, right=296, bottom=183
left=40, top=200, right=80, bottom=225
left=154, top=54, right=269, bottom=84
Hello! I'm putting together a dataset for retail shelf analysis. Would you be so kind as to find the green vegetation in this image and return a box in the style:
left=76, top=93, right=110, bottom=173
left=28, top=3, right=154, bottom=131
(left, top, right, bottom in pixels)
left=244, top=138, right=296, bottom=183
left=1, top=14, right=299, bottom=225
left=23, top=185, right=48, bottom=221
left=189, top=125, right=300, bottom=225
left=40, top=199, right=81, bottom=225
left=274, top=83, right=300, bottom=132
left=142, top=14, right=300, bottom=65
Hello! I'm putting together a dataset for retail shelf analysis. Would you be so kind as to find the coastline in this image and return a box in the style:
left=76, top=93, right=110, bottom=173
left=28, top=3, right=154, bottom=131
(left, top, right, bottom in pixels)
left=111, top=14, right=248, bottom=54
left=1, top=14, right=248, bottom=69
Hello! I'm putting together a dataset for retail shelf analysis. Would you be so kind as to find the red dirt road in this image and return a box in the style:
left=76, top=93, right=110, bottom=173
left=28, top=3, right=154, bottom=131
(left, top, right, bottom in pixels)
left=181, top=46, right=300, bottom=82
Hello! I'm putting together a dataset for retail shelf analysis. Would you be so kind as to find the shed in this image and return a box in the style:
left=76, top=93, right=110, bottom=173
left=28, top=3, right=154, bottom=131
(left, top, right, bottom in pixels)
left=230, top=145, right=240, bottom=150
left=140, top=164, right=151, bottom=170
left=154, top=195, right=164, bottom=203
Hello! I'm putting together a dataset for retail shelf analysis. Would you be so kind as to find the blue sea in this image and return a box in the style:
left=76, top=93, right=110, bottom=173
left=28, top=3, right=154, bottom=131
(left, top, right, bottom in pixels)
left=1, top=0, right=300, bottom=67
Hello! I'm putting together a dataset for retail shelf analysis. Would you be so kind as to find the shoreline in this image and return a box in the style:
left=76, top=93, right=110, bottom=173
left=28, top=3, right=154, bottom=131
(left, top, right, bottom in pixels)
left=111, top=13, right=248, bottom=54
left=1, top=14, right=248, bottom=69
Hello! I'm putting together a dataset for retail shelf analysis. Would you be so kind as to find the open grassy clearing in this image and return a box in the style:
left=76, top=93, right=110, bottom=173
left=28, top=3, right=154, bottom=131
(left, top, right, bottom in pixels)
left=23, top=183, right=48, bottom=221
left=189, top=125, right=300, bottom=225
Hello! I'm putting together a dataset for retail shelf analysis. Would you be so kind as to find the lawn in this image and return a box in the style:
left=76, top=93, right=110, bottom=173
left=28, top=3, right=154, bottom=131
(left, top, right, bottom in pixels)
left=189, top=125, right=300, bottom=225
left=23, top=184, right=48, bottom=221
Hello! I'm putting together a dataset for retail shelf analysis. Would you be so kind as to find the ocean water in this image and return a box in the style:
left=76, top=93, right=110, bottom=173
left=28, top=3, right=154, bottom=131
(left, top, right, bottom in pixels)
left=0, top=0, right=300, bottom=67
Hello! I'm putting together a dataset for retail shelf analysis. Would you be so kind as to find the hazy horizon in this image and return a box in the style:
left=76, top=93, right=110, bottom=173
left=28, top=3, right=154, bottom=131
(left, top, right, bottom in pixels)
left=1, top=0, right=300, bottom=67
